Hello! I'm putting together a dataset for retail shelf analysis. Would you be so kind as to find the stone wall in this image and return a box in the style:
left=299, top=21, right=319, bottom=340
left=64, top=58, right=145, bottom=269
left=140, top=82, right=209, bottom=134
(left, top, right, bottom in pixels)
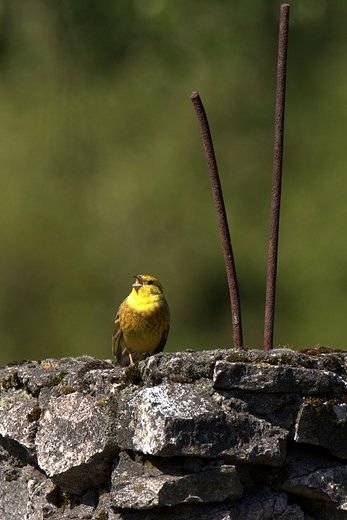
left=1, top=348, right=347, bottom=519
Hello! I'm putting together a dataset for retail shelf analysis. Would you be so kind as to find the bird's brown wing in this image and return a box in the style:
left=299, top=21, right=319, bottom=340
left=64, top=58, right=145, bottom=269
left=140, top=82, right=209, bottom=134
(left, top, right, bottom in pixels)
left=112, top=309, right=132, bottom=366
left=152, top=322, right=170, bottom=355
left=112, top=312, right=124, bottom=364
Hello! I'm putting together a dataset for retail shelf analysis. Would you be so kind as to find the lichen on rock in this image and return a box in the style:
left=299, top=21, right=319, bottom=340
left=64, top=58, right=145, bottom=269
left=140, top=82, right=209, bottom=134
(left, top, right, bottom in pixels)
left=1, top=348, right=347, bottom=518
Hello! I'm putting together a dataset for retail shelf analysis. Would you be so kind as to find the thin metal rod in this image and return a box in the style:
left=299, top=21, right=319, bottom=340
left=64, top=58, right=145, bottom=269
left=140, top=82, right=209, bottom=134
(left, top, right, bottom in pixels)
left=264, top=3, right=290, bottom=350
left=190, top=91, right=243, bottom=349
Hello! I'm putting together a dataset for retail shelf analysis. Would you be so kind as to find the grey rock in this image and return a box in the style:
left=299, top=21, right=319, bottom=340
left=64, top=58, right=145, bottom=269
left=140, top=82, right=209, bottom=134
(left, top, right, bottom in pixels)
left=222, top=411, right=288, bottom=466
left=278, top=448, right=347, bottom=519
left=1, top=350, right=347, bottom=518
left=282, top=464, right=347, bottom=517
left=222, top=347, right=347, bottom=375
left=100, top=491, right=308, bottom=519
left=110, top=451, right=243, bottom=509
left=0, top=357, right=93, bottom=396
left=117, top=382, right=228, bottom=457
left=226, top=491, right=306, bottom=520
left=35, top=391, right=119, bottom=494
left=139, top=348, right=347, bottom=387
left=213, top=361, right=347, bottom=394
left=117, top=382, right=287, bottom=464
left=0, top=393, right=39, bottom=457
left=294, top=398, right=347, bottom=458
left=0, top=356, right=119, bottom=399
left=0, top=463, right=56, bottom=520
left=80, top=366, right=124, bottom=397
left=62, top=489, right=99, bottom=519
left=220, top=390, right=304, bottom=434
left=140, top=350, right=220, bottom=385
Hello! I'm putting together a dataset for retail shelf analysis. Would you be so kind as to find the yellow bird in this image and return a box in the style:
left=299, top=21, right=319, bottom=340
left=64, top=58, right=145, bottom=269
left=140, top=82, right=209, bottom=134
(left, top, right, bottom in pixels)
left=112, top=274, right=170, bottom=366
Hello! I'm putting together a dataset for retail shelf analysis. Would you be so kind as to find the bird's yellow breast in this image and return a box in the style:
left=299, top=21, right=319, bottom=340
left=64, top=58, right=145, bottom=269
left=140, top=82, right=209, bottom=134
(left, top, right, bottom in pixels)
left=118, top=295, right=169, bottom=353
left=126, top=289, right=164, bottom=312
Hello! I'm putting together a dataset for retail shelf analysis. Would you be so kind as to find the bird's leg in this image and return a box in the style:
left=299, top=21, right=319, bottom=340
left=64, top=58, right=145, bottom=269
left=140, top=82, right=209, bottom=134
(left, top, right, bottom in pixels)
left=129, top=352, right=135, bottom=366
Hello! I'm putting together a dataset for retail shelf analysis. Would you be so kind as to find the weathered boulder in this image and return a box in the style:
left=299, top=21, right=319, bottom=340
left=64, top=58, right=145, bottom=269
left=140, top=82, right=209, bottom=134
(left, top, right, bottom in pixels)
left=213, top=360, right=347, bottom=394
left=116, top=382, right=228, bottom=457
left=35, top=391, right=119, bottom=494
left=97, top=491, right=309, bottom=520
left=110, top=451, right=243, bottom=509
left=222, top=411, right=288, bottom=466
left=117, top=381, right=287, bottom=465
left=0, top=463, right=57, bottom=520
left=280, top=448, right=347, bottom=519
left=0, top=394, right=39, bottom=458
left=1, top=348, right=347, bottom=519
left=294, top=397, right=347, bottom=458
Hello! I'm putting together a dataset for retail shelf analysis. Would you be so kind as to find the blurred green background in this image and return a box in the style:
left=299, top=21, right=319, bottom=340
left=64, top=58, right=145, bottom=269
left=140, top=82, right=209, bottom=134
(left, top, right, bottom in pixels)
left=0, top=0, right=346, bottom=366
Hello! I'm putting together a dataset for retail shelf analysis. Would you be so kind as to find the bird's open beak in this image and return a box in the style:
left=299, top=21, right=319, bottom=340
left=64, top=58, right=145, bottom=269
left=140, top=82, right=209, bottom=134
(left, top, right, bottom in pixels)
left=132, top=275, right=143, bottom=289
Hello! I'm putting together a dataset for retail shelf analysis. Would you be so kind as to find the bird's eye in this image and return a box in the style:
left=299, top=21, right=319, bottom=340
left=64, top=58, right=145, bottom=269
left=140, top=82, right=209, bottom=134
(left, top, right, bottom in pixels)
left=148, top=280, right=154, bottom=285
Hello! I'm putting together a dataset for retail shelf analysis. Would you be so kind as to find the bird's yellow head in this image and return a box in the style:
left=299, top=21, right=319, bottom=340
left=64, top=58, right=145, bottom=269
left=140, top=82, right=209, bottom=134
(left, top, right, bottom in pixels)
left=131, top=275, right=164, bottom=299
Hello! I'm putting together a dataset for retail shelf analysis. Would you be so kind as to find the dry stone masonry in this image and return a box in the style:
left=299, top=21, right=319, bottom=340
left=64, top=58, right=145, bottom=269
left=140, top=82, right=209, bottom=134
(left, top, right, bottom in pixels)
left=1, top=348, right=347, bottom=519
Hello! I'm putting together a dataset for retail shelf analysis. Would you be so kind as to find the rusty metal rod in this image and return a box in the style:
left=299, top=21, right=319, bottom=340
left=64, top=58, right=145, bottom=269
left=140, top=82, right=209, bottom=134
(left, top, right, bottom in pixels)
left=264, top=3, right=290, bottom=350
left=190, top=91, right=243, bottom=349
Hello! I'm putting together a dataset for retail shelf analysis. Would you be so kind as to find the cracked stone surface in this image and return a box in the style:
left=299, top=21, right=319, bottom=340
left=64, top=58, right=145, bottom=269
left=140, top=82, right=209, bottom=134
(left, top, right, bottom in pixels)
left=110, top=451, right=243, bottom=509
left=0, top=348, right=347, bottom=518
left=36, top=391, right=119, bottom=494
left=117, top=381, right=288, bottom=464
left=117, top=382, right=228, bottom=457
left=213, top=360, right=347, bottom=394
left=294, top=397, right=347, bottom=458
